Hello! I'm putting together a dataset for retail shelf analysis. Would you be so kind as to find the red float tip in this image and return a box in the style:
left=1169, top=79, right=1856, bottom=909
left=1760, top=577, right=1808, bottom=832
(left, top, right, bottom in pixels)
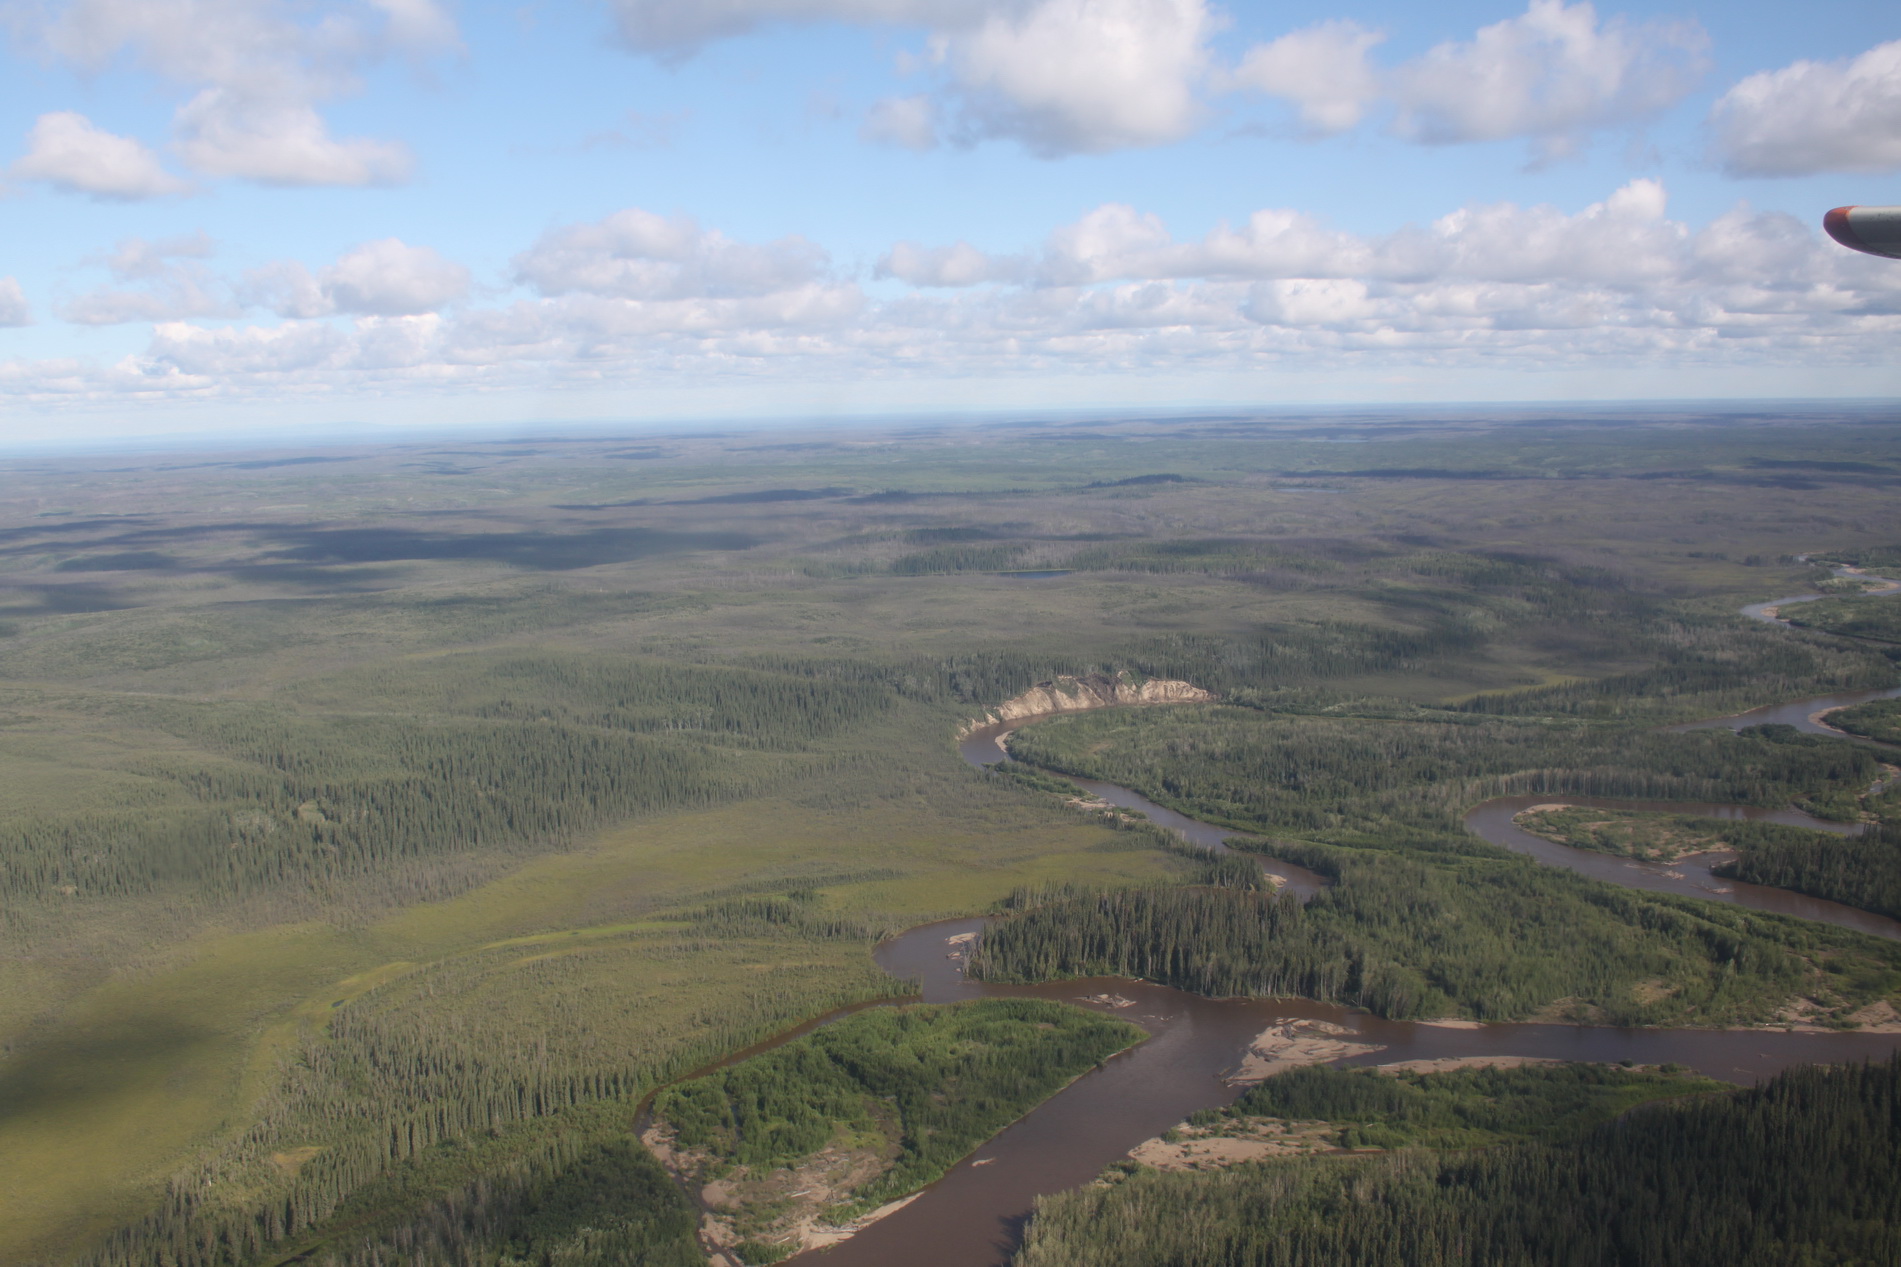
left=1823, top=206, right=1863, bottom=253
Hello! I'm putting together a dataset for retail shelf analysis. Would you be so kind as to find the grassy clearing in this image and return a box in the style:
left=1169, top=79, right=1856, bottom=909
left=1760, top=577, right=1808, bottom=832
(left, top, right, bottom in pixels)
left=0, top=783, right=1174, bottom=1265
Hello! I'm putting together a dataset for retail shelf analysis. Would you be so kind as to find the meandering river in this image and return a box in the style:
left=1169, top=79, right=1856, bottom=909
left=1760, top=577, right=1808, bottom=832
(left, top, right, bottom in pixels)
left=780, top=693, right=1901, bottom=1267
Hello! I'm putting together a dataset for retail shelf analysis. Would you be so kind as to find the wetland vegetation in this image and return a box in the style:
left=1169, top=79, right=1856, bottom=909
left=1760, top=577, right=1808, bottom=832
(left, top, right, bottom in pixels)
left=2, top=405, right=1901, bottom=1264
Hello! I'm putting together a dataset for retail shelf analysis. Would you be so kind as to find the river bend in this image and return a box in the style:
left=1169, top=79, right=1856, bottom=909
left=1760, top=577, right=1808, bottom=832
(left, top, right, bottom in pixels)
left=780, top=702, right=1901, bottom=1266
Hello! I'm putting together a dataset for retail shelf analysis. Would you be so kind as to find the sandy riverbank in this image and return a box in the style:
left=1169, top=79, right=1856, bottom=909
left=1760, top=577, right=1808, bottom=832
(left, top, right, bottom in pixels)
left=1225, top=1019, right=1384, bottom=1084
left=1372, top=1055, right=1562, bottom=1074
left=1127, top=1118, right=1336, bottom=1170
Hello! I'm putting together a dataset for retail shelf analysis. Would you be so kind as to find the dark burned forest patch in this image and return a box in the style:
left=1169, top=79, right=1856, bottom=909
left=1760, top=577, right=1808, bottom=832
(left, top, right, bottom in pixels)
left=0, top=516, right=762, bottom=582
left=215, top=564, right=409, bottom=591
left=261, top=525, right=761, bottom=570
left=681, top=487, right=853, bottom=504
left=54, top=552, right=178, bottom=572
left=0, top=583, right=140, bottom=615
left=1084, top=473, right=1202, bottom=488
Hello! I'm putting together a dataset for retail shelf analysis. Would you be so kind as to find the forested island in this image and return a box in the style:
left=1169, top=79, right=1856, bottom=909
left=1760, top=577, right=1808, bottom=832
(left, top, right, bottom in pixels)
left=3, top=405, right=1901, bottom=1266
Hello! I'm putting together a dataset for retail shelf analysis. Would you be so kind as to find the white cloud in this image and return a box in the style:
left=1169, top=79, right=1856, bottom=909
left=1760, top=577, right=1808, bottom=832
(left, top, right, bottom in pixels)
left=0, top=278, right=31, bottom=327
left=319, top=239, right=470, bottom=314
left=242, top=239, right=470, bottom=316
left=1243, top=277, right=1375, bottom=326
left=19, top=0, right=455, bottom=186
left=173, top=92, right=413, bottom=186
left=1226, top=20, right=1385, bottom=136
left=1388, top=0, right=1707, bottom=159
left=513, top=209, right=831, bottom=300
left=942, top=0, right=1213, bottom=155
left=1710, top=40, right=1901, bottom=177
left=610, top=0, right=1210, bottom=156
left=877, top=240, right=1025, bottom=285
left=605, top=0, right=1704, bottom=160
left=915, top=181, right=1688, bottom=290
left=1037, top=203, right=1372, bottom=284
left=862, top=95, right=940, bottom=150
left=9, top=112, right=190, bottom=199
left=59, top=235, right=466, bottom=325
left=5, top=185, right=1897, bottom=404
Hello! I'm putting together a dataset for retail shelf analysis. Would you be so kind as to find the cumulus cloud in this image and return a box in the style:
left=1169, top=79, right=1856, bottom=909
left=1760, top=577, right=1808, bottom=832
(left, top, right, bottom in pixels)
left=899, top=180, right=1690, bottom=290
left=610, top=0, right=1211, bottom=157
left=607, top=0, right=1704, bottom=160
left=876, top=240, right=1026, bottom=285
left=513, top=209, right=831, bottom=300
left=0, top=278, right=32, bottom=327
left=1035, top=203, right=1371, bottom=284
left=173, top=92, right=413, bottom=186
left=20, top=0, right=456, bottom=186
left=321, top=239, right=470, bottom=314
left=1388, top=0, right=1707, bottom=159
left=9, top=112, right=190, bottom=199
left=7, top=185, right=1897, bottom=404
left=941, top=0, right=1213, bottom=155
left=1226, top=20, right=1385, bottom=136
left=58, top=235, right=467, bottom=324
left=242, top=239, right=470, bottom=316
left=1710, top=40, right=1901, bottom=177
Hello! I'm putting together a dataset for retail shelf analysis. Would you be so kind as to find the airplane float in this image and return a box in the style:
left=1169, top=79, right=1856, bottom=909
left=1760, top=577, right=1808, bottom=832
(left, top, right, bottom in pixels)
left=1825, top=206, right=1901, bottom=259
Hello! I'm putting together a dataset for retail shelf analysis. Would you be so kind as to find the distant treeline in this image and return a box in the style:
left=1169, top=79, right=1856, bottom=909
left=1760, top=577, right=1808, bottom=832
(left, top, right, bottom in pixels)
left=1014, top=1057, right=1901, bottom=1267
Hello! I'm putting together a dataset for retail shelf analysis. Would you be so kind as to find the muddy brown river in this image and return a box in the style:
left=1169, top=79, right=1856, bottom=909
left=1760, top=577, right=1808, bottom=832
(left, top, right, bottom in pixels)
left=775, top=708, right=1901, bottom=1267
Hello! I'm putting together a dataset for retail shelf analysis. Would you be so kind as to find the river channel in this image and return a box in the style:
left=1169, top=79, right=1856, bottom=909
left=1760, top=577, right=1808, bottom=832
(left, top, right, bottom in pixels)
left=780, top=705, right=1901, bottom=1267
left=1685, top=566, right=1901, bottom=736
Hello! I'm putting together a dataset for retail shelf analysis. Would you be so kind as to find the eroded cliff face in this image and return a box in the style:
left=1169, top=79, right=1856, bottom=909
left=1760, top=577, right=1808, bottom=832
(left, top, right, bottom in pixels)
left=958, top=672, right=1213, bottom=735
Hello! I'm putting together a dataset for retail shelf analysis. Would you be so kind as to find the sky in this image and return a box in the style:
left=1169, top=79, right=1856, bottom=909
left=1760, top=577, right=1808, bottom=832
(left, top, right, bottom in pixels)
left=0, top=0, right=1899, bottom=444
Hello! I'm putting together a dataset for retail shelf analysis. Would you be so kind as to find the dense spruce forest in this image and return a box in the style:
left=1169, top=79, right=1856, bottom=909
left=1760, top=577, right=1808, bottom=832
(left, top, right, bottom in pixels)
left=1831, top=697, right=1901, bottom=743
left=653, top=999, right=1141, bottom=1259
left=1014, top=1057, right=1901, bottom=1267
left=4, top=411, right=1901, bottom=1266
left=1780, top=593, right=1901, bottom=644
left=968, top=856, right=1901, bottom=1024
left=1716, top=815, right=1901, bottom=922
